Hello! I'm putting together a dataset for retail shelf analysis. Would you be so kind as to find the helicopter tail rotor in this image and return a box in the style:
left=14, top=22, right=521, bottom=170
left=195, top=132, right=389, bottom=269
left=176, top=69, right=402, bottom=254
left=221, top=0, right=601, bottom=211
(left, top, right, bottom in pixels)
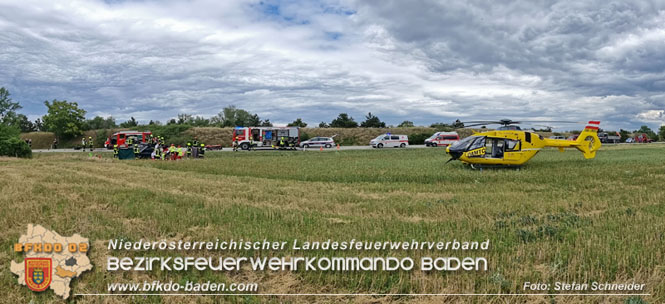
left=573, top=121, right=602, bottom=159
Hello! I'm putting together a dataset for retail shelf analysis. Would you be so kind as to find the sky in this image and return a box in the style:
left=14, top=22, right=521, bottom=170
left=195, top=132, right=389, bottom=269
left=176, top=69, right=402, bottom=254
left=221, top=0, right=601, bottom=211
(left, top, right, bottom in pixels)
left=1, top=0, right=664, bottom=131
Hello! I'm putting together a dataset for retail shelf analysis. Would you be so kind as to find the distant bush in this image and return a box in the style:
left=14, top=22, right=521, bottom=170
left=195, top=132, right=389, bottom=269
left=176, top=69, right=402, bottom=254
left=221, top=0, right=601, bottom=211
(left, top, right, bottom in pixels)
left=430, top=123, right=454, bottom=131
left=95, top=129, right=109, bottom=147
left=408, top=132, right=435, bottom=145
left=0, top=137, right=32, bottom=158
left=337, top=136, right=359, bottom=146
left=0, top=125, right=31, bottom=158
left=137, top=124, right=192, bottom=144
left=300, top=132, right=311, bottom=141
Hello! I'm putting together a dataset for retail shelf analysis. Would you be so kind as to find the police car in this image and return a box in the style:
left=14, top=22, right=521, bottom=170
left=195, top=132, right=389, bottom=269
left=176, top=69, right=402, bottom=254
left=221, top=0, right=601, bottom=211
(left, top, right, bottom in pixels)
left=300, top=137, right=335, bottom=148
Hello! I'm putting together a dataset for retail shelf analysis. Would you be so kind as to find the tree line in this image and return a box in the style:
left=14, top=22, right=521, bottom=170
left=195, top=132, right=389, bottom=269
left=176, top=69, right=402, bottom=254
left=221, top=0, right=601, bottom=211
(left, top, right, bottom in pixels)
left=2, top=86, right=665, bottom=157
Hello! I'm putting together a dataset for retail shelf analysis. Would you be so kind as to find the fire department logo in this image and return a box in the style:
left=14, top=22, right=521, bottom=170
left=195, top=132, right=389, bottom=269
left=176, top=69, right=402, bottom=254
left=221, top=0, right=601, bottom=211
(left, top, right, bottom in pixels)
left=11, top=224, right=93, bottom=299
left=25, top=258, right=52, bottom=292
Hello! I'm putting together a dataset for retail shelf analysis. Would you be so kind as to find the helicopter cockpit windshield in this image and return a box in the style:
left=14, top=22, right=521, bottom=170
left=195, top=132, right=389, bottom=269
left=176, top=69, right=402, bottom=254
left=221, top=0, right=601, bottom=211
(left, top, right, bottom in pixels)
left=449, top=136, right=479, bottom=151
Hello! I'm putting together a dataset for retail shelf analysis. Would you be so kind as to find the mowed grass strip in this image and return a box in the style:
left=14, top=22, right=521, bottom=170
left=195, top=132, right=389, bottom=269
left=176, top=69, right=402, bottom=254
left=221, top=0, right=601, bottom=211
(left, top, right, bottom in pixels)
left=0, top=145, right=663, bottom=303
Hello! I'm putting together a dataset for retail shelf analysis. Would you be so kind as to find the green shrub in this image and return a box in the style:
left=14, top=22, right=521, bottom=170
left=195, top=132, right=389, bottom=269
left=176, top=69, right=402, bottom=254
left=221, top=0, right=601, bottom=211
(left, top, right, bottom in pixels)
left=300, top=132, right=311, bottom=141
left=337, top=136, right=359, bottom=146
left=137, top=124, right=192, bottom=143
left=0, top=137, right=32, bottom=158
left=95, top=129, right=110, bottom=147
left=1, top=124, right=31, bottom=157
left=408, top=132, right=434, bottom=145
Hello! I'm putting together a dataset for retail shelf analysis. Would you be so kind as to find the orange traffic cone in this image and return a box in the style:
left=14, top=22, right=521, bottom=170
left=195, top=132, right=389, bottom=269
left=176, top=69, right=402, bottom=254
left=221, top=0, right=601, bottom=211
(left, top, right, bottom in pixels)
left=320, top=146, right=323, bottom=151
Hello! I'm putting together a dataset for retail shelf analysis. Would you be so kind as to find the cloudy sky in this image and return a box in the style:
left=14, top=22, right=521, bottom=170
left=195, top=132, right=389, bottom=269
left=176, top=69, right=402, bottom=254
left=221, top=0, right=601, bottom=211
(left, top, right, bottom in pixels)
left=1, top=0, right=664, bottom=130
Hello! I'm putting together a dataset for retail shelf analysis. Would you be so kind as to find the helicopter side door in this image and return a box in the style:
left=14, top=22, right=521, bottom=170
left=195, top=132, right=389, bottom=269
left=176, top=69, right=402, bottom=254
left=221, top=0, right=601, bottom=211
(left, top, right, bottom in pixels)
left=484, top=138, right=506, bottom=159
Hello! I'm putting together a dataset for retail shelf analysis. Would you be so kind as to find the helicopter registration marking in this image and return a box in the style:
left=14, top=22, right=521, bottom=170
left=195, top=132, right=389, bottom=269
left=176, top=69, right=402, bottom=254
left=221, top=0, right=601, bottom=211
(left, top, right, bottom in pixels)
left=467, top=147, right=486, bottom=157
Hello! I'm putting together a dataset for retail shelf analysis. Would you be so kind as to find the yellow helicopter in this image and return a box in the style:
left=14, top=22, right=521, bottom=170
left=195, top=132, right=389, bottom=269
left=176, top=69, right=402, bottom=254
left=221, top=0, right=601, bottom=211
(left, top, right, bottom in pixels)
left=445, top=119, right=602, bottom=168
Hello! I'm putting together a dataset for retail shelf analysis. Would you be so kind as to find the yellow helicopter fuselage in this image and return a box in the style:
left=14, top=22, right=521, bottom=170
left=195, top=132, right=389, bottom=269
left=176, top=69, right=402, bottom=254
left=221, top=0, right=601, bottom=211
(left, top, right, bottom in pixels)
left=446, top=123, right=602, bottom=167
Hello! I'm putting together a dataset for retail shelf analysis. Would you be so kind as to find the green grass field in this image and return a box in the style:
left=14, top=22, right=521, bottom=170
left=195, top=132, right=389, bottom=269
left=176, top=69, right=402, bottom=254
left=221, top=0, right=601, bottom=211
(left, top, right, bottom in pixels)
left=1, top=145, right=664, bottom=303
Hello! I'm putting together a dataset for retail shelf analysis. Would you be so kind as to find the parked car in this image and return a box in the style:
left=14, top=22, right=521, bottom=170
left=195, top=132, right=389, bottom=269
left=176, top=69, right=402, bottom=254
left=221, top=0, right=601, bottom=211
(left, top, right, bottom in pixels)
left=549, top=136, right=566, bottom=140
left=425, top=132, right=460, bottom=147
left=625, top=138, right=634, bottom=143
left=370, top=134, right=409, bottom=148
left=300, top=137, right=335, bottom=148
left=567, top=135, right=579, bottom=141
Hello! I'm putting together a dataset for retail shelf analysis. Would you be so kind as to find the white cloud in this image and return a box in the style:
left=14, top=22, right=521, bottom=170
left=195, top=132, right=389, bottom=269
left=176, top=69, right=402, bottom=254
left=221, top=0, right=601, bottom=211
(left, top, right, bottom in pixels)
left=636, top=110, right=665, bottom=122
left=0, top=0, right=664, bottom=131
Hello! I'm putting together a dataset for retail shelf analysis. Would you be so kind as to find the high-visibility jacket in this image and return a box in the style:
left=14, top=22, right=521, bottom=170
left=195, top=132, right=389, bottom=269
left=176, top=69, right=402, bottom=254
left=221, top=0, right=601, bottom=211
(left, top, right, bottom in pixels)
left=113, top=145, right=119, bottom=154
left=169, top=146, right=176, bottom=153
left=177, top=147, right=183, bottom=156
left=133, top=144, right=139, bottom=154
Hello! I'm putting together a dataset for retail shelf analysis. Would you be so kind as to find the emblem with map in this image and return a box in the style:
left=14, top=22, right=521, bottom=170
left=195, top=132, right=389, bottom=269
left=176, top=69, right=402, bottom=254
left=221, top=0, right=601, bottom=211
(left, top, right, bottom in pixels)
left=11, top=224, right=93, bottom=299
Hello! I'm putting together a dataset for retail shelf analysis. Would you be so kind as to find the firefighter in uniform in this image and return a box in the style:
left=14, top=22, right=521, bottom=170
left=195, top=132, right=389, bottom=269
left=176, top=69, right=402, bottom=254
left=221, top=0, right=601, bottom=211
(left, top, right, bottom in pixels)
left=88, top=136, right=93, bottom=151
left=153, top=144, right=160, bottom=160
left=113, top=144, right=119, bottom=158
left=169, top=144, right=176, bottom=160
left=186, top=142, right=192, bottom=158
left=199, top=143, right=205, bottom=158
left=249, top=138, right=254, bottom=151
left=233, top=139, right=238, bottom=151
left=177, top=145, right=184, bottom=160
left=81, top=137, right=87, bottom=151
left=127, top=136, right=133, bottom=146
left=279, top=137, right=285, bottom=149
left=133, top=143, right=139, bottom=158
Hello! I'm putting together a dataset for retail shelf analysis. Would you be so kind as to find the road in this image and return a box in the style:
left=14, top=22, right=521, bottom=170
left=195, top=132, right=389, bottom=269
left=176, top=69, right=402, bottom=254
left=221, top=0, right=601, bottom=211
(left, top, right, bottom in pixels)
left=31, top=142, right=661, bottom=153
left=31, top=145, right=430, bottom=153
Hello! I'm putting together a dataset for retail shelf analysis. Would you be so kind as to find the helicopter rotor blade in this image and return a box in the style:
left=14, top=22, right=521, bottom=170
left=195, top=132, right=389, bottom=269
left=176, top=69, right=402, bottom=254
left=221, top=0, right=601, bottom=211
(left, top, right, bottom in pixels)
left=511, top=120, right=586, bottom=124
left=439, top=119, right=591, bottom=131
left=462, top=123, right=496, bottom=128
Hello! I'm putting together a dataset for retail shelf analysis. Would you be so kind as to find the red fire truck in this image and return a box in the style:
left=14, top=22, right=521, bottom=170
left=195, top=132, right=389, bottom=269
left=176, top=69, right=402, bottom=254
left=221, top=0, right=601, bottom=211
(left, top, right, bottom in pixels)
left=634, top=133, right=654, bottom=143
left=233, top=127, right=300, bottom=150
left=104, top=131, right=153, bottom=149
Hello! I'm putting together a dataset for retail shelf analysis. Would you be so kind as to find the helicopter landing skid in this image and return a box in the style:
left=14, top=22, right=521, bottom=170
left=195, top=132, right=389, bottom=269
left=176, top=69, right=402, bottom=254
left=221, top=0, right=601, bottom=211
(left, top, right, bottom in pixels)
left=468, top=163, right=521, bottom=171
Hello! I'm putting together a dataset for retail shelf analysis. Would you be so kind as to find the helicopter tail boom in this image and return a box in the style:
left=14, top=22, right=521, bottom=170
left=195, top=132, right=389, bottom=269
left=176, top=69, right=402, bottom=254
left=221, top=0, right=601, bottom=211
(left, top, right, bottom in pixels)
left=542, top=121, right=602, bottom=159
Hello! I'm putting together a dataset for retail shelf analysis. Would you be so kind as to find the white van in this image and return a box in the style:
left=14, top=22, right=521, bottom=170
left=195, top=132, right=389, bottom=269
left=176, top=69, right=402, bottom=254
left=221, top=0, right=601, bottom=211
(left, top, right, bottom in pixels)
left=370, top=134, right=409, bottom=148
left=424, top=131, right=459, bottom=147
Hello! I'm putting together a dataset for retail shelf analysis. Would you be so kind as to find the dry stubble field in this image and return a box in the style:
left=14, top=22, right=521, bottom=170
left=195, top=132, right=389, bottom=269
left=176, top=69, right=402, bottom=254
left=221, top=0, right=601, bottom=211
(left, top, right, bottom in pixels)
left=1, top=144, right=664, bottom=303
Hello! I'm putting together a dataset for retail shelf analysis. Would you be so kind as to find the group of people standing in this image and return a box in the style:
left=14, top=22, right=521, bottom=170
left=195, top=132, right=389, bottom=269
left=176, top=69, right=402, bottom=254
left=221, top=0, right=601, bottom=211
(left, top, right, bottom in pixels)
left=149, top=137, right=206, bottom=160
left=110, top=135, right=206, bottom=160
left=81, top=136, right=94, bottom=151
